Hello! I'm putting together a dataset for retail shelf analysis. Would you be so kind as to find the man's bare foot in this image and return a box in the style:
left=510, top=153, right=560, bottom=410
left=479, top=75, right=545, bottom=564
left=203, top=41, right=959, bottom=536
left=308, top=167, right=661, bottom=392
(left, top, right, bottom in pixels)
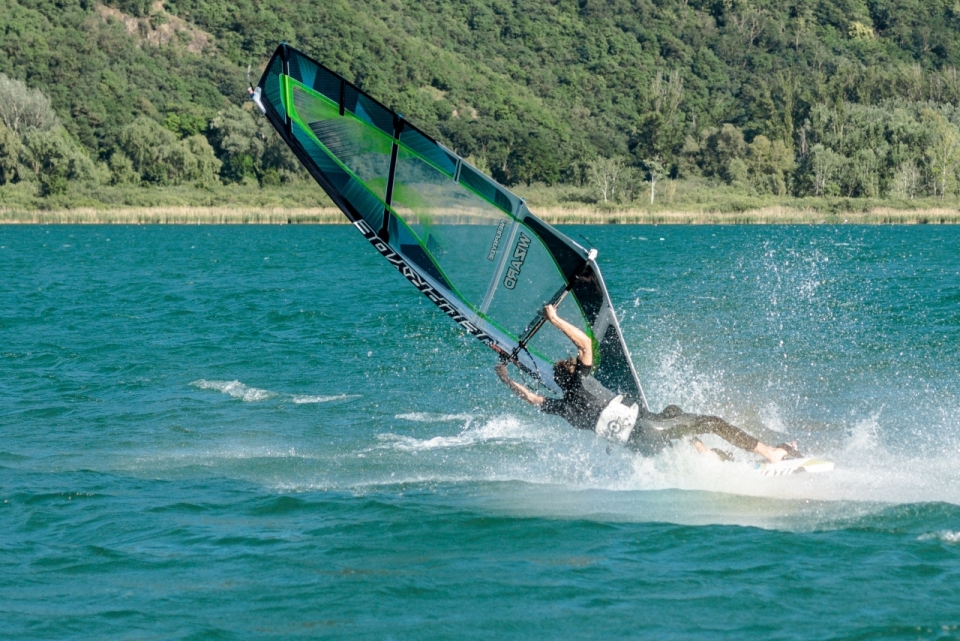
left=756, top=441, right=800, bottom=463
left=769, top=445, right=788, bottom=464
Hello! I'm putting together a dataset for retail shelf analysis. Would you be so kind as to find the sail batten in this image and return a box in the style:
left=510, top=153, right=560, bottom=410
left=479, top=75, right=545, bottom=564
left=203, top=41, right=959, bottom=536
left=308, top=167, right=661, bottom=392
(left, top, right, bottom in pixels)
left=257, top=44, right=646, bottom=405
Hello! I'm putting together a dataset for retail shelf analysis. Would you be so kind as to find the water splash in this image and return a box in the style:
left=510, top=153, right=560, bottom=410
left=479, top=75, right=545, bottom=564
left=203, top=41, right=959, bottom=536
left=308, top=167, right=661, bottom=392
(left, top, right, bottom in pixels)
left=192, top=379, right=276, bottom=402
left=918, top=531, right=960, bottom=544
left=396, top=412, right=475, bottom=423
left=377, top=416, right=533, bottom=452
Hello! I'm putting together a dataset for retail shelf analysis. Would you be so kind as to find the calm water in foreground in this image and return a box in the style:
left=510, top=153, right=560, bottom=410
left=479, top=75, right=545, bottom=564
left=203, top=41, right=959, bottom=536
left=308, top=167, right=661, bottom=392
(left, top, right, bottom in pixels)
left=2, top=224, right=959, bottom=640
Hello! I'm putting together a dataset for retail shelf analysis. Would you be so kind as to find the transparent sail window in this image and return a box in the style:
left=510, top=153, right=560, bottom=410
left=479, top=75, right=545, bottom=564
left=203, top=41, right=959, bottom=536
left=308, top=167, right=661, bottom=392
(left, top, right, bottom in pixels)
left=525, top=294, right=593, bottom=365
left=290, top=123, right=384, bottom=230
left=289, top=81, right=393, bottom=202
left=391, top=145, right=512, bottom=310
left=484, top=226, right=590, bottom=355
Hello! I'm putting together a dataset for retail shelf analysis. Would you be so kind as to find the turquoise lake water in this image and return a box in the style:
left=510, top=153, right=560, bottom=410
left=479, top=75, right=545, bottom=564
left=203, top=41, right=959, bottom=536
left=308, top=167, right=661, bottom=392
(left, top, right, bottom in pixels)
left=2, top=224, right=959, bottom=639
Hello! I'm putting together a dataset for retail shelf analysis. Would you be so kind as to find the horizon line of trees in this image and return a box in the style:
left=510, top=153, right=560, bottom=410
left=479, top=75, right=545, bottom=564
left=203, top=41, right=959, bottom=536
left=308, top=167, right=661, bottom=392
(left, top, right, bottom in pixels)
left=586, top=98, right=960, bottom=204
left=3, top=69, right=960, bottom=205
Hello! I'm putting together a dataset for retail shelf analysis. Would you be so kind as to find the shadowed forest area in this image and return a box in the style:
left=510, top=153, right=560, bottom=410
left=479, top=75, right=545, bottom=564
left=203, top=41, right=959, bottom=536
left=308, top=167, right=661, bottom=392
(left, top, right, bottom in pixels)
left=2, top=0, right=960, bottom=215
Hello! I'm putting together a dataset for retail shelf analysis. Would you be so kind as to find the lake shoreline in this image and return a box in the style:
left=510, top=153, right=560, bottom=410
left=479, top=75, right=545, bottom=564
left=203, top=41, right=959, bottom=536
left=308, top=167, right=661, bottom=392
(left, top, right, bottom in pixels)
left=2, top=205, right=959, bottom=224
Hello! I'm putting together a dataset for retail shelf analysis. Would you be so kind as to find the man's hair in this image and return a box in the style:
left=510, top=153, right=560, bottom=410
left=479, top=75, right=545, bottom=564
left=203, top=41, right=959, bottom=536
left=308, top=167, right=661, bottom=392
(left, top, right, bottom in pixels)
left=553, top=357, right=577, bottom=390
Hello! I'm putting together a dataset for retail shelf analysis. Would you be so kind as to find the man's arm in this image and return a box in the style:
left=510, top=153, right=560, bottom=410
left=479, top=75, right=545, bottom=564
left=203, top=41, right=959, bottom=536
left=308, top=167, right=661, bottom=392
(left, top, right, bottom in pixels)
left=495, top=362, right=545, bottom=406
left=544, top=304, right=593, bottom=366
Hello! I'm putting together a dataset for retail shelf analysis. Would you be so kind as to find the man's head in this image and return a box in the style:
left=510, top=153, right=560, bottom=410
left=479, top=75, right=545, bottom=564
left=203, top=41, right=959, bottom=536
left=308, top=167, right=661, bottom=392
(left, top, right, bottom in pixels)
left=553, top=357, right=577, bottom=390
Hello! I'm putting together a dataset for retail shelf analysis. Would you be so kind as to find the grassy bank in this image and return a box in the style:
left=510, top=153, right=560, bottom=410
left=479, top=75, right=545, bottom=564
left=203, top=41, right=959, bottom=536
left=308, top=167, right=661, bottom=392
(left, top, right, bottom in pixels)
left=2, top=182, right=959, bottom=224
left=3, top=205, right=959, bottom=225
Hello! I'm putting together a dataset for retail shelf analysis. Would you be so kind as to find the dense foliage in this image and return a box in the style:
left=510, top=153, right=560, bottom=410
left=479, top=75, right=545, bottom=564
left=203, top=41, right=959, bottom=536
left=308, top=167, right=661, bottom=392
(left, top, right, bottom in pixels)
left=2, top=0, right=960, bottom=205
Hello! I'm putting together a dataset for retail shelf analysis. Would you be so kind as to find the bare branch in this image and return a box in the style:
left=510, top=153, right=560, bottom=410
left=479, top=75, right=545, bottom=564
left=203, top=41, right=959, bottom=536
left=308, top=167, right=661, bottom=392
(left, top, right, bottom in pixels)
left=0, top=74, right=60, bottom=137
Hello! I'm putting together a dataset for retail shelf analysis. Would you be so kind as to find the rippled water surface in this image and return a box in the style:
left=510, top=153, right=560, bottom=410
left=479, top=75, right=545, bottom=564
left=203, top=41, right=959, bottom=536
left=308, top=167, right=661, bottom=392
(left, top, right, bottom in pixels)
left=2, top=224, right=959, bottom=639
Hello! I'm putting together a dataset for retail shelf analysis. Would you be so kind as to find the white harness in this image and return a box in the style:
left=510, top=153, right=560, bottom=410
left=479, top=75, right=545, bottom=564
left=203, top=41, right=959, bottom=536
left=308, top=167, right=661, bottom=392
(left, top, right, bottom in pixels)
left=594, top=395, right=640, bottom=443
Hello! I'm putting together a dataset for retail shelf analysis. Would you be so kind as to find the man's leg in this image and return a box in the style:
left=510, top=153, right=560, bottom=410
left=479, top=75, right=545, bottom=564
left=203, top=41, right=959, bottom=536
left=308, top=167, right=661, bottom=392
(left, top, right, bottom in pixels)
left=689, top=415, right=760, bottom=451
left=650, top=411, right=793, bottom=463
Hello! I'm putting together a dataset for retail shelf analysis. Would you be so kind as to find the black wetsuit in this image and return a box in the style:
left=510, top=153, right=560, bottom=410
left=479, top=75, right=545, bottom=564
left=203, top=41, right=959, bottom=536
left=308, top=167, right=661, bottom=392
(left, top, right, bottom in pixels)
left=632, top=405, right=759, bottom=455
left=540, top=361, right=611, bottom=431
left=540, top=359, right=760, bottom=455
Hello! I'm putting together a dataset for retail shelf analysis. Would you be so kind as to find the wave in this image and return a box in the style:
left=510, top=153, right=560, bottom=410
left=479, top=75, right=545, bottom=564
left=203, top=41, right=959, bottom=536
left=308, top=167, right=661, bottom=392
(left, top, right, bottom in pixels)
left=918, top=531, right=960, bottom=544
left=395, top=412, right=475, bottom=423
left=190, top=380, right=358, bottom=404
left=292, top=394, right=359, bottom=404
left=191, top=380, right=276, bottom=402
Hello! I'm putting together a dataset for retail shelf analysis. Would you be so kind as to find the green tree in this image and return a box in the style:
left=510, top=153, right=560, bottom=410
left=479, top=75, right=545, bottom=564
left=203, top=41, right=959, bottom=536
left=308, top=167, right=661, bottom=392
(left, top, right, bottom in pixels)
left=847, top=147, right=882, bottom=198
left=6, top=0, right=960, bottom=201
left=183, top=134, right=223, bottom=187
left=209, top=106, right=266, bottom=184
left=118, top=116, right=223, bottom=186
left=21, top=128, right=96, bottom=196
left=700, top=124, right=747, bottom=185
left=119, top=116, right=181, bottom=185
left=810, top=144, right=843, bottom=197
left=922, top=109, right=960, bottom=200
left=108, top=152, right=140, bottom=186
left=162, top=108, right=211, bottom=138
left=631, top=111, right=684, bottom=169
left=0, top=122, right=22, bottom=185
left=509, top=130, right=563, bottom=186
left=747, top=135, right=794, bottom=195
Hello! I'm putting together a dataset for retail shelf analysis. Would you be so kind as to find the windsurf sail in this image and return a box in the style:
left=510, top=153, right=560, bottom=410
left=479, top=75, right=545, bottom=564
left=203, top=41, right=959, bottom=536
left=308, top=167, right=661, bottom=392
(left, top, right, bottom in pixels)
left=254, top=44, right=646, bottom=404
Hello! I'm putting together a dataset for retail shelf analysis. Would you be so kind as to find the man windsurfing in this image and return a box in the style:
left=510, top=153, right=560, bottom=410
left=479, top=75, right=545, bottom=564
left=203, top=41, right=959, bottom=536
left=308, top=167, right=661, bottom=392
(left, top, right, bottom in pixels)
left=495, top=304, right=801, bottom=463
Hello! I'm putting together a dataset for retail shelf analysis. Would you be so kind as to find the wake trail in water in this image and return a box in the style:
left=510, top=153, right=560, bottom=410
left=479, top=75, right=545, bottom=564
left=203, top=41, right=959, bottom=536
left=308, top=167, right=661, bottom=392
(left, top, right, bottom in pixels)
left=191, top=379, right=359, bottom=404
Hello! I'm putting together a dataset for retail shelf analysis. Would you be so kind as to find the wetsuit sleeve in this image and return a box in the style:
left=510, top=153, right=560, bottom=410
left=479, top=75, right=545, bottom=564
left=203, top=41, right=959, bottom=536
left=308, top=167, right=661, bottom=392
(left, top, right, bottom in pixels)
left=541, top=397, right=563, bottom=415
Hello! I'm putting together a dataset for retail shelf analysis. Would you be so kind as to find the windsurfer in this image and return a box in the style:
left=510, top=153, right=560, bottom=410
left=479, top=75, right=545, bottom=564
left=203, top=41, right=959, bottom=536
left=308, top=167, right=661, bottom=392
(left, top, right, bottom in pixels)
left=495, top=304, right=801, bottom=463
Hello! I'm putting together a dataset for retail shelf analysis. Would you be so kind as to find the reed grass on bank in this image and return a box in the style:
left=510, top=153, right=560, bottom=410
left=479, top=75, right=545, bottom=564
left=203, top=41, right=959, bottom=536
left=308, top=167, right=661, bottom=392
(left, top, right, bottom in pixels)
left=3, top=181, right=959, bottom=224
left=2, top=205, right=960, bottom=224
left=0, top=207, right=347, bottom=224
left=534, top=206, right=960, bottom=224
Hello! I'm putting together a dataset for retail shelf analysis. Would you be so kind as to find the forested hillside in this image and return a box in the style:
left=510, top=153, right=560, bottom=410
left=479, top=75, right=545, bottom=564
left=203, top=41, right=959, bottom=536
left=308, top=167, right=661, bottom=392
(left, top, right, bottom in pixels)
left=2, top=0, right=960, bottom=207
